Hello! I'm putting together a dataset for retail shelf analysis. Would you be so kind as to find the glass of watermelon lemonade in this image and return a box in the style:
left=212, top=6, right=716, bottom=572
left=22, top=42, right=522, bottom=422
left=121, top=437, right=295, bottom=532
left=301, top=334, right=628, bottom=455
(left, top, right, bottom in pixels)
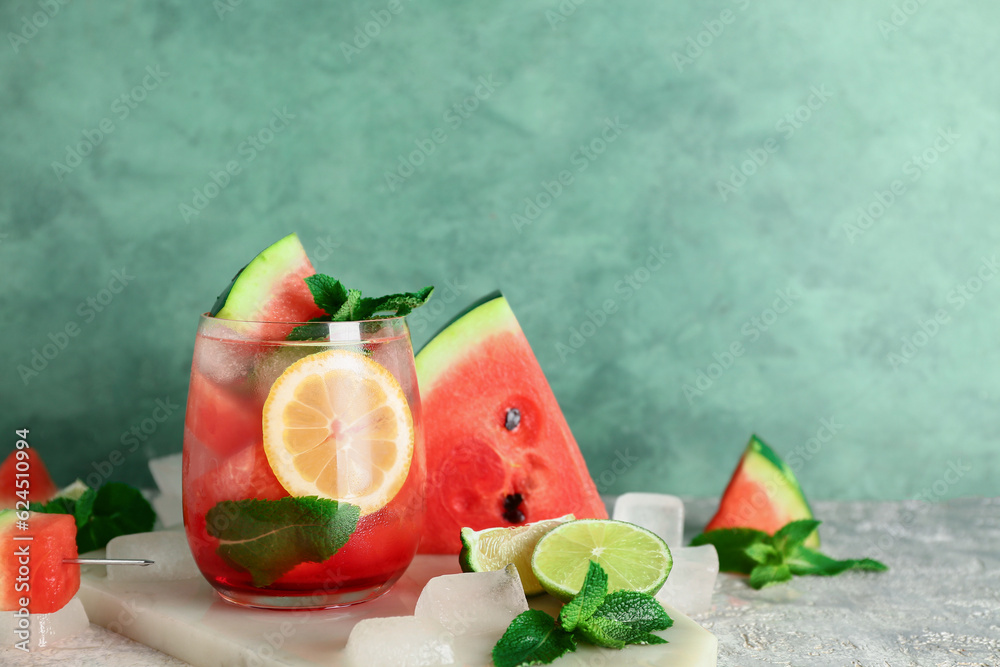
left=182, top=314, right=424, bottom=609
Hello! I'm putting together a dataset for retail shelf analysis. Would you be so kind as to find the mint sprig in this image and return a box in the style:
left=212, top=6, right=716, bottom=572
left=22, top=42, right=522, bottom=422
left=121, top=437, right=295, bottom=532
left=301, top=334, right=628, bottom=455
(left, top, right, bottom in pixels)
left=32, top=482, right=157, bottom=553
left=691, top=519, right=888, bottom=590
left=305, top=274, right=432, bottom=321
left=492, top=562, right=673, bottom=667
left=290, top=275, right=433, bottom=340
left=206, top=496, right=359, bottom=587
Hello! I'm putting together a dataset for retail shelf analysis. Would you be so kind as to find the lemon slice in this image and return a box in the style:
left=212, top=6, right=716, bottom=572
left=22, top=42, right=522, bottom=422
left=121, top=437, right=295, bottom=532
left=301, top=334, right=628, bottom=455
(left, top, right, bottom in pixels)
left=458, top=515, right=575, bottom=595
left=262, top=349, right=414, bottom=516
left=531, top=519, right=672, bottom=601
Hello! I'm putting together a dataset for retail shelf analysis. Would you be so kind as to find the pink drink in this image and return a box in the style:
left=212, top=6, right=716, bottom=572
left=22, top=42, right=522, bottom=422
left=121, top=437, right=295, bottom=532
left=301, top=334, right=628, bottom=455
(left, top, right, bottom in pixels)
left=182, top=316, right=424, bottom=609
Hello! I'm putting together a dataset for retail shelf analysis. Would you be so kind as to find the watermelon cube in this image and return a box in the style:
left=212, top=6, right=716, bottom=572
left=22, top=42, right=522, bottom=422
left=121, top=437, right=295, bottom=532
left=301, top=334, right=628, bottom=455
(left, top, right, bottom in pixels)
left=0, top=511, right=79, bottom=613
left=184, top=369, right=263, bottom=459
left=0, top=449, right=58, bottom=509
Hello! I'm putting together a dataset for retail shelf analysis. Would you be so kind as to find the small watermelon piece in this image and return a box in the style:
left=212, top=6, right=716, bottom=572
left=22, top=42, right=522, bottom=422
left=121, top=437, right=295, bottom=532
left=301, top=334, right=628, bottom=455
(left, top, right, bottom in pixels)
left=182, top=442, right=288, bottom=577
left=0, top=510, right=79, bottom=613
left=415, top=292, right=607, bottom=554
left=0, top=449, right=58, bottom=509
left=184, top=370, right=264, bottom=459
left=210, top=232, right=325, bottom=324
left=705, top=434, right=819, bottom=548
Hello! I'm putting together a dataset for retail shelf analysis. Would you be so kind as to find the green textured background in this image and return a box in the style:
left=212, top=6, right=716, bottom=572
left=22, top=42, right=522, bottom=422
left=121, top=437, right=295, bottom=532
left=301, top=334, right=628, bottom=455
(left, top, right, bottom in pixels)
left=2, top=1, right=997, bottom=501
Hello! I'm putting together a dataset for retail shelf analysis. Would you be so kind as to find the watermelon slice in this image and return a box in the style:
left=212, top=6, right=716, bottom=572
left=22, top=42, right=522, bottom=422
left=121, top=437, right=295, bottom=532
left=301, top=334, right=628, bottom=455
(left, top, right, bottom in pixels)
left=415, top=292, right=607, bottom=554
left=210, top=232, right=324, bottom=324
left=0, top=510, right=79, bottom=613
left=705, top=434, right=819, bottom=548
left=0, top=449, right=58, bottom=508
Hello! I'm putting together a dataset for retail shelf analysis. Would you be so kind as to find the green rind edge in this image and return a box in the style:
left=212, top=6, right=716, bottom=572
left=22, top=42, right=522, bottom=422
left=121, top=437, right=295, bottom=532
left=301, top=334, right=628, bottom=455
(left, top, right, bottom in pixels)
left=213, top=232, right=308, bottom=320
left=744, top=434, right=819, bottom=547
left=414, top=291, right=519, bottom=391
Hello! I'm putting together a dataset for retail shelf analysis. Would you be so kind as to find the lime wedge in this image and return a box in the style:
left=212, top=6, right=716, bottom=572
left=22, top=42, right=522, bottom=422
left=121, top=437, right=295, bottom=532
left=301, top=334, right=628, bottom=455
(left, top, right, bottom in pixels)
left=531, top=519, right=672, bottom=601
left=459, top=515, right=575, bottom=596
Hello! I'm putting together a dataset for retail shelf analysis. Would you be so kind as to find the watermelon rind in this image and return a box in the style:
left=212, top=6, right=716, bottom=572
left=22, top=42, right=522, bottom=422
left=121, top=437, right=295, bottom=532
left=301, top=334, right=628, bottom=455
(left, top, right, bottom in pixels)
left=211, top=232, right=312, bottom=321
left=415, top=291, right=518, bottom=390
left=746, top=434, right=816, bottom=517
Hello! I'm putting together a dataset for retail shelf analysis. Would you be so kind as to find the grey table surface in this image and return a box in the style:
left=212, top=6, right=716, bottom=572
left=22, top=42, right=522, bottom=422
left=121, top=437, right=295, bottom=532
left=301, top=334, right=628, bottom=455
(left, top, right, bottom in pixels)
left=6, top=497, right=998, bottom=667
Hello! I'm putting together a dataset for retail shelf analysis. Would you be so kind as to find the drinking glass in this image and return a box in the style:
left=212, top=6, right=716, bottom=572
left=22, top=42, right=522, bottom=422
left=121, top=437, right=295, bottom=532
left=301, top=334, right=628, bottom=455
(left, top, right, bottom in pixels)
left=182, top=315, right=424, bottom=609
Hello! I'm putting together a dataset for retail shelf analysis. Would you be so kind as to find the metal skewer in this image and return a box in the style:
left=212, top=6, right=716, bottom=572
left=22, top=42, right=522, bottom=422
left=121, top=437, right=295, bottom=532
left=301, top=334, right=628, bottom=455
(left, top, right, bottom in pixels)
left=63, top=558, right=155, bottom=566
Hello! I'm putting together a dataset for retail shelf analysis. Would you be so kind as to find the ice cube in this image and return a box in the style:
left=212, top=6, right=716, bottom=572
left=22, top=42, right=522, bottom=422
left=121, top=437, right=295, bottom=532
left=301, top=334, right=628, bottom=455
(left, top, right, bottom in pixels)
left=56, top=479, right=90, bottom=501
left=345, top=616, right=455, bottom=667
left=655, top=544, right=719, bottom=616
left=152, top=492, right=183, bottom=528
left=106, top=530, right=200, bottom=582
left=415, top=565, right=528, bottom=637
left=148, top=452, right=183, bottom=498
left=192, top=333, right=256, bottom=386
left=612, top=492, right=684, bottom=550
left=0, top=597, right=89, bottom=650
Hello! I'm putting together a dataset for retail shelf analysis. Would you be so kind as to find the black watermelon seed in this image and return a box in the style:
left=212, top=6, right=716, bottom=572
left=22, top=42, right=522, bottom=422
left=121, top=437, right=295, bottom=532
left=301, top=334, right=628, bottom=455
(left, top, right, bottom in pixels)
left=504, top=408, right=521, bottom=431
left=502, top=493, right=525, bottom=523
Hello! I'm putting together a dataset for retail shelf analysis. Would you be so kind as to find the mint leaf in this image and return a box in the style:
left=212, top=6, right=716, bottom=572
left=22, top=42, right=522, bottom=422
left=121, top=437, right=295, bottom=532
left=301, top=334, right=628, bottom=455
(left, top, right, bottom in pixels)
left=31, top=495, right=72, bottom=516
left=850, top=558, right=889, bottom=571
left=744, top=541, right=781, bottom=565
left=304, top=274, right=349, bottom=315
left=287, top=317, right=332, bottom=341
left=492, top=610, right=576, bottom=667
left=576, top=615, right=629, bottom=649
left=591, top=590, right=673, bottom=634
left=576, top=615, right=667, bottom=648
left=773, top=519, right=821, bottom=553
left=559, top=560, right=608, bottom=631
left=749, top=563, right=793, bottom=589
left=354, top=286, right=434, bottom=319
left=786, top=546, right=888, bottom=576
left=333, top=288, right=363, bottom=321
left=33, top=482, right=156, bottom=553
left=206, top=496, right=359, bottom=587
left=691, top=527, right=771, bottom=574
left=73, top=488, right=97, bottom=530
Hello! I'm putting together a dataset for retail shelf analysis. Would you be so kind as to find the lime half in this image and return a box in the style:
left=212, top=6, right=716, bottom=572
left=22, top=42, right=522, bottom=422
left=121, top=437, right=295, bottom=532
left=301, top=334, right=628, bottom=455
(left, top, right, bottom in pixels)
left=459, top=515, right=575, bottom=596
left=531, top=519, right=672, bottom=601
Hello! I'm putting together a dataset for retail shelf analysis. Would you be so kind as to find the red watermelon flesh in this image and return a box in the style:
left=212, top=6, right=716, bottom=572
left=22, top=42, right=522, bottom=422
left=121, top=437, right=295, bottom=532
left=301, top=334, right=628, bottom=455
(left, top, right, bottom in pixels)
left=184, top=369, right=264, bottom=459
left=415, top=293, right=607, bottom=554
left=0, top=511, right=79, bottom=613
left=0, top=449, right=58, bottom=508
left=705, top=434, right=819, bottom=548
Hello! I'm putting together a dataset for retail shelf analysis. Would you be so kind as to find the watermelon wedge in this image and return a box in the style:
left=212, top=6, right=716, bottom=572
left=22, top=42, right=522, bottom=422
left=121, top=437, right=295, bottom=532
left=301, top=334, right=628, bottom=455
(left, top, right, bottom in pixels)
left=705, top=434, right=819, bottom=548
left=0, top=510, right=79, bottom=613
left=0, top=449, right=58, bottom=508
left=210, top=232, right=324, bottom=324
left=415, top=292, right=607, bottom=554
